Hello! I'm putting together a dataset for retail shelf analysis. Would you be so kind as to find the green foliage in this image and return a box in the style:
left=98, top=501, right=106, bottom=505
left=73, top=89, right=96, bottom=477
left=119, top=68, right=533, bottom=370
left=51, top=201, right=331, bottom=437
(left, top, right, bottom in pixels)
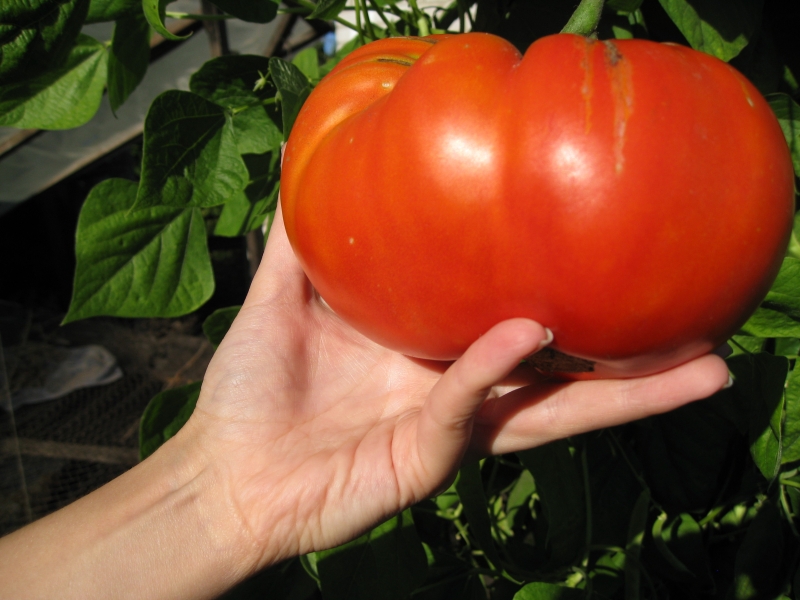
left=202, top=306, right=241, bottom=347
left=139, top=381, right=201, bottom=460
left=5, top=0, right=800, bottom=598
left=0, top=33, right=107, bottom=129
left=656, top=0, right=762, bottom=61
left=107, top=13, right=150, bottom=113
left=316, top=509, right=428, bottom=599
left=63, top=178, right=215, bottom=322
left=0, top=0, right=90, bottom=85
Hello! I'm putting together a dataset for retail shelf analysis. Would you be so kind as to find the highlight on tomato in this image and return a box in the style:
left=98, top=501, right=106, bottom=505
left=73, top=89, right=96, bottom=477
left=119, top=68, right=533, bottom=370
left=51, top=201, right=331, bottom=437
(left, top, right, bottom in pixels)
left=280, top=32, right=795, bottom=379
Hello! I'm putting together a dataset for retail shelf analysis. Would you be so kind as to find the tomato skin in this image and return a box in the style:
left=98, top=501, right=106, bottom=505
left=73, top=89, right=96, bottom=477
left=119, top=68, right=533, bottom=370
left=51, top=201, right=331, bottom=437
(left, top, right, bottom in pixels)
left=281, top=32, right=795, bottom=379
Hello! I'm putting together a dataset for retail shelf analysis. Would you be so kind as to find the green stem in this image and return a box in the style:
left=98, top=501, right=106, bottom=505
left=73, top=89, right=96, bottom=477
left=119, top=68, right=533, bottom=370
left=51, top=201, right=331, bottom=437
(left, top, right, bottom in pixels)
left=561, top=0, right=605, bottom=37
left=294, top=0, right=361, bottom=34
left=368, top=0, right=400, bottom=36
left=352, top=0, right=366, bottom=45
left=165, top=11, right=233, bottom=20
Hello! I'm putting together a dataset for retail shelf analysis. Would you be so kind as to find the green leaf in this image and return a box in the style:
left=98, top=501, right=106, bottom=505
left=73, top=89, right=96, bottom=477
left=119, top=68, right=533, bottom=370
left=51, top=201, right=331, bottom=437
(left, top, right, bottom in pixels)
left=139, top=381, right=201, bottom=460
left=585, top=434, right=643, bottom=548
left=624, top=489, right=650, bottom=600
left=190, top=54, right=283, bottom=155
left=780, top=360, right=800, bottom=463
left=513, top=582, right=584, bottom=600
left=0, top=33, right=107, bottom=129
left=215, top=151, right=280, bottom=237
left=454, top=461, right=503, bottom=567
left=292, top=47, right=320, bottom=82
left=635, top=400, right=739, bottom=511
left=142, top=0, right=189, bottom=41
left=0, top=0, right=90, bottom=85
left=652, top=512, right=712, bottom=582
left=207, top=0, right=278, bottom=23
left=316, top=509, right=427, bottom=600
left=107, top=13, right=150, bottom=113
left=270, top=57, right=312, bottom=140
left=518, top=441, right=585, bottom=564
left=86, top=0, right=139, bottom=22
left=729, top=501, right=784, bottom=600
left=218, top=557, right=318, bottom=600
left=741, top=258, right=800, bottom=338
left=656, top=0, right=762, bottom=62
left=503, top=468, right=534, bottom=533
left=767, top=93, right=800, bottom=177
left=136, top=90, right=249, bottom=209
left=308, top=0, right=348, bottom=20
left=202, top=306, right=240, bottom=348
left=64, top=179, right=215, bottom=322
left=415, top=544, right=484, bottom=600
left=728, top=353, right=789, bottom=480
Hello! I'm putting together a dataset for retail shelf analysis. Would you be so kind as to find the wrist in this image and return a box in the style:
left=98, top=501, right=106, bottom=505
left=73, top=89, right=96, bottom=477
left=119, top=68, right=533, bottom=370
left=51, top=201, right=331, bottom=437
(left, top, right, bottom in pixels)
left=0, top=415, right=261, bottom=599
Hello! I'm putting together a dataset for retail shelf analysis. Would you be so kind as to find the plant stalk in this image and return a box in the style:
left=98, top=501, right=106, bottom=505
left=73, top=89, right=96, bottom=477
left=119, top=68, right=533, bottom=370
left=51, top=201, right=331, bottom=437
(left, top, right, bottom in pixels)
left=561, top=0, right=605, bottom=37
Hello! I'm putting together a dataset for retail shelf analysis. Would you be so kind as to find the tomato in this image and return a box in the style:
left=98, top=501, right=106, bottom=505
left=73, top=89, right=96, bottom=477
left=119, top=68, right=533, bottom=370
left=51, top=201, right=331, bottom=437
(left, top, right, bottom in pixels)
left=280, top=32, right=795, bottom=379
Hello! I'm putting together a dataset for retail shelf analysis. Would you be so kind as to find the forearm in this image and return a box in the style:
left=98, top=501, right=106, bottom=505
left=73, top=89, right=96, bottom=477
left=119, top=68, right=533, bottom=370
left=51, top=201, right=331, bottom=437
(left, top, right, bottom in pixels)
left=0, top=423, right=259, bottom=600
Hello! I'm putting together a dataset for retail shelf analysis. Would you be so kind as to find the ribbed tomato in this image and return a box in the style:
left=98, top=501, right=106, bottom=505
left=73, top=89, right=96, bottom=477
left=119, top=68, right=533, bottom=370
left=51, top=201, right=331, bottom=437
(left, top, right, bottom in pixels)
left=280, top=32, right=794, bottom=378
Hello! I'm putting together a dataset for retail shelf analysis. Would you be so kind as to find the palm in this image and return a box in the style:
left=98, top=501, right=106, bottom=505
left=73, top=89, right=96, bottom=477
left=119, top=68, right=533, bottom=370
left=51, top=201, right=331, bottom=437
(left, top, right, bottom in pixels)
left=189, top=209, right=729, bottom=566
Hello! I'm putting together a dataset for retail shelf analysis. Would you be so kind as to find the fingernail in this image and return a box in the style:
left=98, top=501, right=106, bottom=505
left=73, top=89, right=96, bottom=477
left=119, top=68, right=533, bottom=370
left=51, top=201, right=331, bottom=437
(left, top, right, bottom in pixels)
left=539, top=328, right=554, bottom=349
left=723, top=374, right=734, bottom=389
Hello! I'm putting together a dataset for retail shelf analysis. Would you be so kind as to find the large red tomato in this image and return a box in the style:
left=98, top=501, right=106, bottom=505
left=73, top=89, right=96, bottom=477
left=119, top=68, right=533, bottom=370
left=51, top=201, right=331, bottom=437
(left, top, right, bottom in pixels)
left=280, top=32, right=795, bottom=379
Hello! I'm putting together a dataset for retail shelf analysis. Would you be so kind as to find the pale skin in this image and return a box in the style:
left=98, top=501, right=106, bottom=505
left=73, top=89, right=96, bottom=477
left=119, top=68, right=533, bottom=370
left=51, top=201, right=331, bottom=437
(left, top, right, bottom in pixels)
left=0, top=207, right=729, bottom=599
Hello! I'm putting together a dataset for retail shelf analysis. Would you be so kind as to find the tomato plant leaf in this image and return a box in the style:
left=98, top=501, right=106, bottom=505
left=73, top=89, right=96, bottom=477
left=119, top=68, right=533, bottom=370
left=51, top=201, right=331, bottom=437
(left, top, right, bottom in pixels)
left=513, top=582, right=584, bottom=600
left=767, top=93, right=800, bottom=177
left=415, top=544, right=485, bottom=600
left=0, top=0, right=89, bottom=85
left=135, top=90, right=249, bottom=209
left=656, top=0, right=762, bottom=62
left=292, top=47, right=320, bottom=82
left=728, top=353, right=789, bottom=480
left=142, top=0, right=189, bottom=41
left=454, top=461, right=504, bottom=568
left=0, top=33, right=107, bottom=129
left=623, top=488, right=650, bottom=599
left=139, top=381, right=200, bottom=460
left=503, top=468, right=534, bottom=533
left=269, top=57, right=312, bottom=140
left=316, top=509, right=427, bottom=600
left=64, top=179, right=215, bottom=323
left=654, top=513, right=712, bottom=583
left=780, top=360, right=800, bottom=464
left=107, top=12, right=150, bottom=114
left=742, top=258, right=800, bottom=338
left=218, top=557, right=318, bottom=600
left=206, top=0, right=278, bottom=23
left=190, top=55, right=283, bottom=155
left=202, top=306, right=240, bottom=348
left=518, top=441, right=585, bottom=565
left=214, top=152, right=280, bottom=237
left=308, top=0, right=348, bottom=21
left=585, top=434, right=643, bottom=548
left=86, top=0, right=139, bottom=22
left=635, top=400, right=740, bottom=512
left=730, top=500, right=784, bottom=600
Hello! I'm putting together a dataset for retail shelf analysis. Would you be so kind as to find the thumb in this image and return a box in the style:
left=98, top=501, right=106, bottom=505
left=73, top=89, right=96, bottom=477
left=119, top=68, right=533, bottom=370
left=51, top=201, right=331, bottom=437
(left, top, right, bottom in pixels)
left=415, top=319, right=552, bottom=487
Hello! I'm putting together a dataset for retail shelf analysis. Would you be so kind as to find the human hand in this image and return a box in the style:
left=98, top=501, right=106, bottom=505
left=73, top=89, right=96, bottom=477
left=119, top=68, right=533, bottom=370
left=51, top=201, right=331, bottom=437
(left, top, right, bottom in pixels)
left=184, top=205, right=730, bottom=573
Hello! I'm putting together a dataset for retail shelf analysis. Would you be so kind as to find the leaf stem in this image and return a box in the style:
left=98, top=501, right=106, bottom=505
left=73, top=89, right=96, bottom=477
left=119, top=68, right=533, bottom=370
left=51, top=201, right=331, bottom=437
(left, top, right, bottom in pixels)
left=165, top=11, right=233, bottom=20
left=561, top=0, right=605, bottom=37
left=368, top=0, right=400, bottom=36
